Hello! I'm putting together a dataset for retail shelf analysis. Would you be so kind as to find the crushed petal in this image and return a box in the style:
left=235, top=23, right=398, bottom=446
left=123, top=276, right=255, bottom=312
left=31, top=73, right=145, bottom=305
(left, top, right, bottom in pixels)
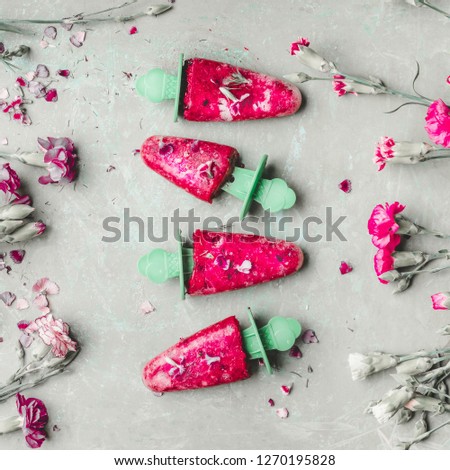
left=44, top=26, right=57, bottom=39
left=140, top=300, right=156, bottom=315
left=276, top=407, right=289, bottom=419
left=44, top=89, right=58, bottom=102
left=129, top=26, right=138, bottom=35
left=9, top=249, right=25, bottom=264
left=302, top=329, right=319, bottom=344
left=281, top=384, right=293, bottom=396
left=0, top=291, right=16, bottom=306
left=339, top=261, right=353, bottom=275
left=338, top=179, right=352, bottom=193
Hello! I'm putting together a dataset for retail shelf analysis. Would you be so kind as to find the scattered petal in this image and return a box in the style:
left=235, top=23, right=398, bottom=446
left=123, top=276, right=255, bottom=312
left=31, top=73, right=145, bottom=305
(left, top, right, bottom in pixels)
left=302, top=329, right=319, bottom=344
left=44, top=26, right=57, bottom=40
left=339, top=261, right=353, bottom=275
left=44, top=89, right=58, bottom=102
left=268, top=398, right=275, bottom=407
left=0, top=88, right=9, bottom=100
left=236, top=260, right=252, bottom=274
left=281, top=384, right=293, bottom=396
left=339, top=179, right=352, bottom=193
left=25, top=71, right=36, bottom=81
left=61, top=21, right=74, bottom=31
left=70, top=31, right=86, bottom=48
left=39, top=40, right=49, bottom=49
left=289, top=345, right=303, bottom=358
left=0, top=138, right=7, bottom=146
left=276, top=407, right=289, bottom=419
left=214, top=255, right=230, bottom=270
left=140, top=300, right=156, bottom=315
left=57, top=69, right=70, bottom=78
left=17, top=320, right=30, bottom=329
left=16, top=299, right=30, bottom=311
left=9, top=249, right=25, bottom=264
left=0, top=291, right=16, bottom=306
left=19, top=333, right=33, bottom=348
left=35, top=64, right=50, bottom=79
left=0, top=43, right=4, bottom=54
left=16, top=77, right=27, bottom=87
left=129, top=26, right=138, bottom=35
left=34, top=294, right=49, bottom=310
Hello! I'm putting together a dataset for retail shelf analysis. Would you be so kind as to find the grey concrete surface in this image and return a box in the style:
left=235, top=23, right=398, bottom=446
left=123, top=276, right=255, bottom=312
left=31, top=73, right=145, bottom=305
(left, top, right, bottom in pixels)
left=1, top=0, right=450, bottom=450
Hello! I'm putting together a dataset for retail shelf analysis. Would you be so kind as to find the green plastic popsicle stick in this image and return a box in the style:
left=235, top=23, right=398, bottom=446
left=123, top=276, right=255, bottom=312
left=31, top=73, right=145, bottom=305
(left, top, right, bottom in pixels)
left=222, top=155, right=297, bottom=220
left=137, top=231, right=193, bottom=300
left=241, top=308, right=302, bottom=374
left=135, top=53, right=184, bottom=123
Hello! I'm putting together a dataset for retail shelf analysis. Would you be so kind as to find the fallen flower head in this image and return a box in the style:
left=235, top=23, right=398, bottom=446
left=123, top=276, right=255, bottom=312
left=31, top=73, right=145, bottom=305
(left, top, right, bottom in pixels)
left=425, top=99, right=450, bottom=148
left=0, top=393, right=48, bottom=448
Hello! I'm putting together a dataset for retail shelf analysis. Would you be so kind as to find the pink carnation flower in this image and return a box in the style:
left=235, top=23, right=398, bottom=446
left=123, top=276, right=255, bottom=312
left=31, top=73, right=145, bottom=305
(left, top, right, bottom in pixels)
left=374, top=137, right=395, bottom=171
left=290, top=37, right=310, bottom=55
left=431, top=292, right=450, bottom=310
left=24, top=313, right=77, bottom=358
left=374, top=249, right=395, bottom=284
left=37, top=137, right=78, bottom=185
left=16, top=393, right=48, bottom=449
left=368, top=202, right=405, bottom=250
left=0, top=163, right=21, bottom=200
left=333, top=74, right=349, bottom=97
left=425, top=99, right=450, bottom=148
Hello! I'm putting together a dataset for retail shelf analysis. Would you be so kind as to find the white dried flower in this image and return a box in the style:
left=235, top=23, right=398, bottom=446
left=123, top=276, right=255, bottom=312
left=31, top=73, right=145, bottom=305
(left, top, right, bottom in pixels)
left=0, top=203, right=34, bottom=221
left=371, top=387, right=414, bottom=424
left=292, top=45, right=334, bottom=73
left=348, top=352, right=398, bottom=381
left=405, top=396, right=447, bottom=414
left=283, top=72, right=313, bottom=84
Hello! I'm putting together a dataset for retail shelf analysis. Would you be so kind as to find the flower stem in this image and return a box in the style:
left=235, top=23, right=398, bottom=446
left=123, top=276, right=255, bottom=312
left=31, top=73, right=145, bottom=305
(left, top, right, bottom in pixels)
left=0, top=415, right=21, bottom=434
left=421, top=1, right=450, bottom=19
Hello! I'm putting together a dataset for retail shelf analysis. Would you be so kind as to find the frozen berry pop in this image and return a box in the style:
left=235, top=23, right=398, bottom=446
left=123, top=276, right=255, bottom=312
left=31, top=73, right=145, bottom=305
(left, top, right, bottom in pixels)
left=143, top=309, right=302, bottom=392
left=140, top=135, right=296, bottom=219
left=138, top=230, right=303, bottom=299
left=135, top=54, right=302, bottom=122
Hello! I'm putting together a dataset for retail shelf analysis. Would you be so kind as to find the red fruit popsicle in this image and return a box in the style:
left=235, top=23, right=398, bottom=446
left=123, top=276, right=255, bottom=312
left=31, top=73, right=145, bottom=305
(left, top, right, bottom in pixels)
left=140, top=135, right=296, bottom=218
left=142, top=309, right=302, bottom=393
left=138, top=230, right=303, bottom=299
left=135, top=54, right=302, bottom=122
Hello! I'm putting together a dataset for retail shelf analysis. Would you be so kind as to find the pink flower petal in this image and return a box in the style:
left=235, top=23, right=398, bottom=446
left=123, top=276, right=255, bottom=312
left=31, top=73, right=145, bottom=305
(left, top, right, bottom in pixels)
left=276, top=407, right=289, bottom=419
left=16, top=299, right=30, bottom=311
left=19, top=333, right=33, bottom=348
left=35, top=64, right=50, bottom=79
left=140, top=300, right=156, bottom=315
left=69, top=31, right=86, bottom=48
left=0, top=88, right=9, bottom=100
left=44, top=26, right=57, bottom=40
left=339, top=261, right=353, bottom=275
left=268, top=398, right=275, bottom=407
left=236, top=260, right=252, bottom=274
left=281, top=384, right=292, bottom=396
left=289, top=345, right=303, bottom=358
left=9, top=249, right=25, bottom=264
left=16, top=77, right=27, bottom=87
left=57, top=69, right=70, bottom=78
left=1, top=138, right=7, bottom=146
left=40, top=40, right=49, bottom=49
left=302, top=329, right=319, bottom=344
left=338, top=179, right=352, bottom=193
left=44, top=89, right=58, bottom=102
left=17, top=320, right=30, bottom=329
left=0, top=291, right=16, bottom=306
left=129, top=26, right=138, bottom=35
left=33, top=294, right=49, bottom=309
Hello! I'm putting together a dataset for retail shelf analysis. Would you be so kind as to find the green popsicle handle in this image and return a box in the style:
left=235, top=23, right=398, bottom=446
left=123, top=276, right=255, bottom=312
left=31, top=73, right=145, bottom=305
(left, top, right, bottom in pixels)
left=222, top=155, right=296, bottom=220
left=137, top=231, right=193, bottom=300
left=135, top=53, right=184, bottom=122
left=241, top=308, right=302, bottom=374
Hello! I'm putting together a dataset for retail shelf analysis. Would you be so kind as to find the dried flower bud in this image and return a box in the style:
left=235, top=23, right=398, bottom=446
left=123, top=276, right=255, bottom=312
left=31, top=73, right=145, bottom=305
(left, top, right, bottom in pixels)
left=291, top=42, right=334, bottom=73
left=392, top=251, right=425, bottom=269
left=405, top=396, right=446, bottom=414
left=348, top=352, right=398, bottom=381
left=0, top=221, right=46, bottom=243
left=283, top=72, right=313, bottom=84
left=378, top=270, right=401, bottom=283
left=0, top=202, right=34, bottom=221
left=396, top=357, right=433, bottom=375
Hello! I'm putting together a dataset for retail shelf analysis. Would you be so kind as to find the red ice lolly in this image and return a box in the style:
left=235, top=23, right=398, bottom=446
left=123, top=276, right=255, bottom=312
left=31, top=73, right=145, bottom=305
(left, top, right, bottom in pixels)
left=142, top=309, right=302, bottom=392
left=135, top=54, right=302, bottom=122
left=140, top=135, right=296, bottom=218
left=138, top=230, right=303, bottom=299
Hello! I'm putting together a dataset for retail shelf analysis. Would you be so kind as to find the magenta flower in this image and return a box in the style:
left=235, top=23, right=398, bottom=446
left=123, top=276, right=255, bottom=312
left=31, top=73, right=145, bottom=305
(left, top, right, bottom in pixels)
left=37, top=137, right=78, bottom=185
left=374, top=249, right=395, bottom=284
left=333, top=75, right=349, bottom=96
left=431, top=292, right=450, bottom=310
left=368, top=202, right=405, bottom=250
left=425, top=99, right=450, bottom=148
left=290, top=37, right=310, bottom=55
left=16, top=393, right=48, bottom=448
left=0, top=393, right=48, bottom=449
left=333, top=75, right=381, bottom=97
left=0, top=163, right=21, bottom=200
left=24, top=313, right=77, bottom=358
